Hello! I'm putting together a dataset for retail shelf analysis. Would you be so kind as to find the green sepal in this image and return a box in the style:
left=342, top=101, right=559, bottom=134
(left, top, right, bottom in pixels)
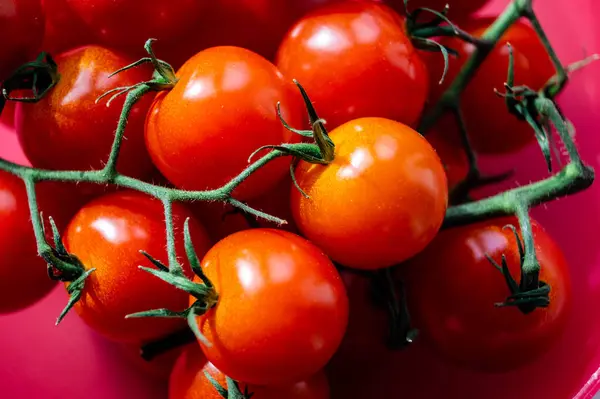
left=411, top=37, right=452, bottom=84
left=276, top=102, right=313, bottom=139
left=290, top=160, right=310, bottom=199
left=183, top=218, right=213, bottom=286
left=56, top=268, right=96, bottom=325
left=228, top=198, right=286, bottom=225
left=138, top=266, right=214, bottom=297
left=2, top=52, right=59, bottom=103
left=140, top=250, right=169, bottom=272
left=205, top=372, right=229, bottom=398
left=48, top=216, right=67, bottom=256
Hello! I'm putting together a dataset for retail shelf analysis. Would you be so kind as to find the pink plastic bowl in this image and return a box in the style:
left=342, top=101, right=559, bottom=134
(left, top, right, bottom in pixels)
left=1, top=1, right=599, bottom=398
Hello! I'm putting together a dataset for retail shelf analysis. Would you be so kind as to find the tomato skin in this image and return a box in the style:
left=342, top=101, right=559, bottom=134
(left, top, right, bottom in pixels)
left=276, top=2, right=428, bottom=130
left=291, top=117, right=448, bottom=270
left=404, top=218, right=571, bottom=371
left=0, top=0, right=45, bottom=81
left=194, top=229, right=348, bottom=385
left=63, top=191, right=212, bottom=343
left=425, top=19, right=555, bottom=154
left=169, top=344, right=330, bottom=399
left=121, top=343, right=182, bottom=381
left=15, top=46, right=156, bottom=178
left=0, top=172, right=83, bottom=313
left=145, top=46, right=303, bottom=201
left=426, top=126, right=468, bottom=191
left=41, top=0, right=96, bottom=55
left=389, top=0, right=489, bottom=17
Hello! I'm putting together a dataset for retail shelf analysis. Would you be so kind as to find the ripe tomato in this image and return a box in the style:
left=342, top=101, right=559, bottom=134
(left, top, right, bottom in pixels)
left=0, top=172, right=82, bottom=313
left=0, top=0, right=45, bottom=81
left=41, top=0, right=96, bottom=55
left=170, top=344, right=330, bottom=399
left=276, top=2, right=428, bottom=130
left=63, top=191, right=212, bottom=343
left=291, top=117, right=448, bottom=270
left=426, top=126, right=468, bottom=191
left=120, top=343, right=183, bottom=381
left=193, top=229, right=348, bottom=385
left=404, top=218, right=571, bottom=371
left=193, top=177, right=298, bottom=243
left=145, top=46, right=303, bottom=201
left=389, top=0, right=489, bottom=17
left=15, top=46, right=155, bottom=179
left=425, top=18, right=555, bottom=154
left=61, top=0, right=207, bottom=54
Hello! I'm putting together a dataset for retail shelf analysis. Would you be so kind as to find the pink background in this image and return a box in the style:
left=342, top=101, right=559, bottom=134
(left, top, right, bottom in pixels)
left=1, top=0, right=600, bottom=398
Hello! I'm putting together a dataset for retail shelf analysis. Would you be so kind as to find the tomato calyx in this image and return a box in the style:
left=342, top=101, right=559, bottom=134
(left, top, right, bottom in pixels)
left=205, top=373, right=251, bottom=399
left=127, top=218, right=218, bottom=347
left=1, top=52, right=59, bottom=110
left=486, top=224, right=550, bottom=314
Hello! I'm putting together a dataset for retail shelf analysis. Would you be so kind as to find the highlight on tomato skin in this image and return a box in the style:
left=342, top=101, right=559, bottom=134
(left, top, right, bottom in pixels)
left=63, top=190, right=212, bottom=343
left=276, top=1, right=429, bottom=131
left=424, top=18, right=555, bottom=154
left=15, top=45, right=156, bottom=180
left=402, top=217, right=572, bottom=372
left=192, top=229, right=349, bottom=386
left=291, top=117, right=448, bottom=270
left=144, top=46, right=304, bottom=201
left=169, top=344, right=330, bottom=399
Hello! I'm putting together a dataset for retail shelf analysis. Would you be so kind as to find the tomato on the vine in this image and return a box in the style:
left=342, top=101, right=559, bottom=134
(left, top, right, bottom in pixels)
left=169, top=344, right=330, bottom=399
left=15, top=46, right=156, bottom=179
left=63, top=191, right=212, bottom=343
left=0, top=0, right=45, bottom=81
left=145, top=46, right=303, bottom=201
left=403, top=218, right=571, bottom=371
left=276, top=2, right=429, bottom=130
left=291, top=117, right=448, bottom=270
left=193, top=229, right=348, bottom=385
left=425, top=18, right=555, bottom=154
left=0, top=172, right=81, bottom=313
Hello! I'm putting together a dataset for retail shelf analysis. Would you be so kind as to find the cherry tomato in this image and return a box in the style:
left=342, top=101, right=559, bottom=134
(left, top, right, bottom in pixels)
left=169, top=344, right=330, bottom=399
left=15, top=46, right=156, bottom=179
left=61, top=0, right=207, bottom=54
left=120, top=343, right=182, bottom=381
left=426, top=126, right=468, bottom=190
left=404, top=218, right=571, bottom=371
left=389, top=0, right=490, bottom=17
left=63, top=191, right=212, bottom=343
left=193, top=177, right=298, bottom=243
left=0, top=0, right=45, bottom=81
left=145, top=46, right=303, bottom=201
left=276, top=2, right=428, bottom=130
left=41, top=0, right=96, bottom=55
left=193, top=229, right=348, bottom=385
left=425, top=18, right=555, bottom=154
left=291, top=117, right=448, bottom=270
left=0, top=172, right=82, bottom=313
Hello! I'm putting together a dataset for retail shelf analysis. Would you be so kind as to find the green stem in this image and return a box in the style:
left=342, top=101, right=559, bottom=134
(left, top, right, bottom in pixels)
left=23, top=177, right=51, bottom=256
left=419, top=0, right=530, bottom=133
left=162, top=198, right=181, bottom=274
left=102, top=84, right=151, bottom=180
left=524, top=8, right=567, bottom=98
left=514, top=203, right=539, bottom=285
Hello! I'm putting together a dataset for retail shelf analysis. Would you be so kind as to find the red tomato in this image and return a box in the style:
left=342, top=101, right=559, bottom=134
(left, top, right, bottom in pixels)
left=194, top=229, right=348, bottom=385
left=404, top=218, right=571, bottom=371
left=291, top=117, right=448, bottom=270
left=0, top=0, right=45, bottom=81
left=388, top=0, right=489, bottom=17
left=426, top=126, right=468, bottom=191
left=61, top=0, right=207, bottom=54
left=425, top=19, right=555, bottom=154
left=170, top=344, right=330, bottom=399
left=193, top=177, right=298, bottom=243
left=145, top=46, right=303, bottom=201
left=121, top=343, right=182, bottom=381
left=63, top=191, right=212, bottom=343
left=0, top=172, right=83, bottom=313
left=15, top=46, right=155, bottom=179
left=41, top=0, right=96, bottom=55
left=276, top=2, right=428, bottom=130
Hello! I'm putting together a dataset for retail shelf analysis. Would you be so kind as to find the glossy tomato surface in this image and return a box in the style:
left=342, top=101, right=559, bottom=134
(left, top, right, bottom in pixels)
left=41, top=0, right=96, bottom=55
left=0, top=0, right=45, bottom=81
left=425, top=18, right=555, bottom=154
left=426, top=123, right=469, bottom=190
left=169, top=344, right=330, bottom=399
left=404, top=218, right=572, bottom=371
left=63, top=191, right=212, bottom=343
left=276, top=2, right=428, bottom=130
left=389, top=0, right=490, bottom=17
left=145, top=46, right=303, bottom=200
left=291, top=117, right=448, bottom=270
left=195, top=229, right=348, bottom=385
left=15, top=46, right=155, bottom=178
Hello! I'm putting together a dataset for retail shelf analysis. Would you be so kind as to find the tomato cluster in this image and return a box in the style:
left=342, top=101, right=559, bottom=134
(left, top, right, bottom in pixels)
left=0, top=0, right=575, bottom=398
